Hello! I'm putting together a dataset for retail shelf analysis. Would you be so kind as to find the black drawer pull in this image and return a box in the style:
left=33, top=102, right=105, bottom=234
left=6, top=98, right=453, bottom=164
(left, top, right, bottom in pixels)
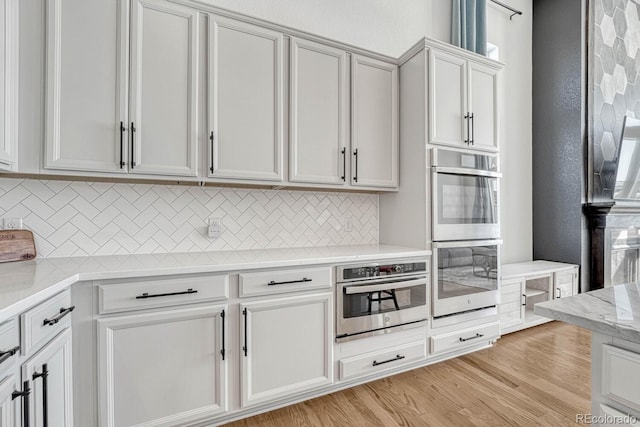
left=459, top=333, right=484, bottom=343
left=43, top=306, right=75, bottom=326
left=0, top=345, right=19, bottom=364
left=136, top=289, right=198, bottom=299
left=267, top=278, right=312, bottom=286
left=372, top=354, right=405, bottom=367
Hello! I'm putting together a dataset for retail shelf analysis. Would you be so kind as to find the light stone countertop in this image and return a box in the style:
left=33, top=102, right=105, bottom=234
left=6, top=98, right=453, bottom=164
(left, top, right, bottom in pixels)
left=0, top=244, right=430, bottom=319
left=501, top=260, right=577, bottom=280
left=534, top=282, right=640, bottom=344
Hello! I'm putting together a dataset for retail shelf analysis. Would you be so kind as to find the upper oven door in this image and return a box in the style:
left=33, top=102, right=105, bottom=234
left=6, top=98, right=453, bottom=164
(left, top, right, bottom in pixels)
left=432, top=148, right=501, bottom=241
left=432, top=240, right=501, bottom=317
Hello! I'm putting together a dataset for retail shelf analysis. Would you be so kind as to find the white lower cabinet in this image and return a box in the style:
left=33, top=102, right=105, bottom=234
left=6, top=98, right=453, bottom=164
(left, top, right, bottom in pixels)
left=97, top=304, right=227, bottom=427
left=240, top=292, right=333, bottom=407
left=0, top=374, right=18, bottom=427
left=22, top=328, right=73, bottom=427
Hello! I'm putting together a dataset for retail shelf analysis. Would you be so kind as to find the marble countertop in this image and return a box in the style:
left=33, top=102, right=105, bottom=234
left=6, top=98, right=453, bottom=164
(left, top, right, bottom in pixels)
left=502, top=260, right=577, bottom=280
left=535, top=283, right=640, bottom=344
left=0, top=244, right=430, bottom=319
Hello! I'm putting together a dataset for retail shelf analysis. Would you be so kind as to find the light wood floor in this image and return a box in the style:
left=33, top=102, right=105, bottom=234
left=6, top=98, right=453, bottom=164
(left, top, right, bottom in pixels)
left=226, top=322, right=591, bottom=427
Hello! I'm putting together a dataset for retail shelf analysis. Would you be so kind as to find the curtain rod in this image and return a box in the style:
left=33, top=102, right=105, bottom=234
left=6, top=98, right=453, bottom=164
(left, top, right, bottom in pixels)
left=490, top=0, right=523, bottom=20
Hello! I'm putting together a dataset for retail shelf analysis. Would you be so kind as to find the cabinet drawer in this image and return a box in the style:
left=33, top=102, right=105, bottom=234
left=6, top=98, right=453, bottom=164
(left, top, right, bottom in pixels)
left=599, top=404, right=640, bottom=426
left=0, top=319, right=19, bottom=371
left=430, top=321, right=500, bottom=355
left=21, top=289, right=72, bottom=355
left=239, top=267, right=331, bottom=297
left=98, top=275, right=229, bottom=314
left=602, top=344, right=640, bottom=412
left=339, top=340, right=426, bottom=380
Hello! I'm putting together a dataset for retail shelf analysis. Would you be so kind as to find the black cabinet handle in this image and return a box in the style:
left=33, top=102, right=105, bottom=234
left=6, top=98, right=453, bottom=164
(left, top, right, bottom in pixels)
left=43, top=306, right=75, bottom=326
left=464, top=113, right=470, bottom=144
left=220, top=309, right=226, bottom=361
left=130, top=122, right=136, bottom=169
left=353, top=149, right=359, bottom=183
left=522, top=294, right=527, bottom=307
left=242, top=308, right=248, bottom=357
left=470, top=113, right=475, bottom=145
left=119, top=122, right=126, bottom=168
left=209, top=131, right=215, bottom=174
left=135, top=289, right=198, bottom=299
left=267, top=278, right=311, bottom=286
left=341, top=148, right=346, bottom=182
left=12, top=380, right=30, bottom=427
left=33, top=364, right=49, bottom=427
left=556, top=287, right=561, bottom=299
left=459, top=333, right=484, bottom=342
left=0, top=345, right=19, bottom=364
left=372, top=354, right=405, bottom=367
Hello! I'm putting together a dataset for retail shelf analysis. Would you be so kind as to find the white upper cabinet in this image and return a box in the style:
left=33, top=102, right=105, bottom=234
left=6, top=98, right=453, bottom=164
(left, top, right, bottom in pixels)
left=351, top=55, right=398, bottom=188
left=429, top=47, right=500, bottom=151
left=0, top=0, right=17, bottom=171
left=208, top=17, right=284, bottom=182
left=45, top=0, right=127, bottom=173
left=46, top=0, right=199, bottom=176
left=468, top=61, right=498, bottom=151
left=128, top=0, right=199, bottom=176
left=429, top=50, right=467, bottom=147
left=289, top=38, right=348, bottom=185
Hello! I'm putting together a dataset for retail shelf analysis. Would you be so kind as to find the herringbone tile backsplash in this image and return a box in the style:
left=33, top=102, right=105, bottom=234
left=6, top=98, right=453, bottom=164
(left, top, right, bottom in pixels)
left=0, top=178, right=378, bottom=258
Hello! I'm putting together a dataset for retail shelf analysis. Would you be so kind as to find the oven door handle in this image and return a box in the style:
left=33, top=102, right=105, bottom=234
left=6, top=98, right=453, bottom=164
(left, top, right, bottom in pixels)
left=432, top=166, right=502, bottom=178
left=344, top=278, right=426, bottom=295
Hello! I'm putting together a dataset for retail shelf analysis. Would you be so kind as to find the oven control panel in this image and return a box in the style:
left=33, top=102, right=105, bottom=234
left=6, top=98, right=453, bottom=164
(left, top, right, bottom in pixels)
left=340, top=262, right=427, bottom=281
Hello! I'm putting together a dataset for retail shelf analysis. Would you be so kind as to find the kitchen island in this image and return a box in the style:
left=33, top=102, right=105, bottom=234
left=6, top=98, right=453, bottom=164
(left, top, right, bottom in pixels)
left=536, top=283, right=640, bottom=426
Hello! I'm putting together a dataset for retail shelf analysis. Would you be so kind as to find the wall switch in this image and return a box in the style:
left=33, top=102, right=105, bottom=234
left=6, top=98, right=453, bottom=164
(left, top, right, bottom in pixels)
left=344, top=218, right=353, bottom=232
left=3, top=218, right=23, bottom=230
left=208, top=218, right=221, bottom=239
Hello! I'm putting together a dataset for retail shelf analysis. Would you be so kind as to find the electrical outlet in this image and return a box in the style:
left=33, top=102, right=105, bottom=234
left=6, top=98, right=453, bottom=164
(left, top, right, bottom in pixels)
left=3, top=218, right=23, bottom=230
left=207, top=218, right=221, bottom=239
left=344, top=218, right=353, bottom=232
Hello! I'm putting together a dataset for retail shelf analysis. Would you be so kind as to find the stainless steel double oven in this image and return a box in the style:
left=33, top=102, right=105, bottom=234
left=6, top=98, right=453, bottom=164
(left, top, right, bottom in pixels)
left=431, top=148, right=501, bottom=317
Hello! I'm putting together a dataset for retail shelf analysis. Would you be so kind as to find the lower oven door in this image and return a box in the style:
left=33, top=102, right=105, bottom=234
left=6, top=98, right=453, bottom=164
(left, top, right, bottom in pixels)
left=336, top=276, right=428, bottom=341
left=433, top=240, right=501, bottom=317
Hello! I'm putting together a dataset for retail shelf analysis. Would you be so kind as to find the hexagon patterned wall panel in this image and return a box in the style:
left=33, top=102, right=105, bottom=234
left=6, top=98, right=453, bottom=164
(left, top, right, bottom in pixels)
left=593, top=0, right=640, bottom=198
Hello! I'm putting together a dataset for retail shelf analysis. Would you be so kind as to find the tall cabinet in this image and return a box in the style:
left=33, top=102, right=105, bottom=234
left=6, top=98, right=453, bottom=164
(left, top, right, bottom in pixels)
left=0, top=0, right=18, bottom=172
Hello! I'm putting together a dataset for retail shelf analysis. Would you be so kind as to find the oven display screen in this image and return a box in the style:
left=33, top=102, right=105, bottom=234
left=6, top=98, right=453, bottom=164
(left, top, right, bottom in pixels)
left=342, top=262, right=426, bottom=280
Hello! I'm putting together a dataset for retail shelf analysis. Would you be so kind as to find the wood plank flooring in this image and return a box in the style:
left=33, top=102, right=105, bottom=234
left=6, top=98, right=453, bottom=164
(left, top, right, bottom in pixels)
left=226, top=322, right=591, bottom=427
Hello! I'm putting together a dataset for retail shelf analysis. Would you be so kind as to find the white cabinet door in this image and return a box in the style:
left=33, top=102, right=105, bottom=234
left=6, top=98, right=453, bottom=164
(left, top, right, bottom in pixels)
left=351, top=55, right=398, bottom=188
left=209, top=17, right=284, bottom=181
left=289, top=38, right=348, bottom=185
left=128, top=0, right=199, bottom=176
left=429, top=49, right=467, bottom=147
left=499, top=278, right=525, bottom=331
left=0, top=0, right=17, bottom=171
left=0, top=374, right=18, bottom=427
left=468, top=62, right=498, bottom=151
left=45, top=0, right=128, bottom=173
left=22, top=328, right=73, bottom=427
left=97, top=305, right=227, bottom=427
left=240, top=293, right=333, bottom=407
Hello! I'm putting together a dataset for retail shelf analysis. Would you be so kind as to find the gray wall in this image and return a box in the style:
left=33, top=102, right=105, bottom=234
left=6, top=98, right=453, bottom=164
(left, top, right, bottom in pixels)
left=532, top=0, right=586, bottom=269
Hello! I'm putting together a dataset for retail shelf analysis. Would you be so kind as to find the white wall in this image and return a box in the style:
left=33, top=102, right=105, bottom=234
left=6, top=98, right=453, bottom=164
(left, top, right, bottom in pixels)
left=426, top=0, right=534, bottom=263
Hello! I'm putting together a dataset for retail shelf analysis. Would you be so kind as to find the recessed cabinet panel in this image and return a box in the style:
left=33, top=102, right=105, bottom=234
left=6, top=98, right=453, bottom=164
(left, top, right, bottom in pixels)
left=98, top=305, right=227, bottom=427
left=129, top=0, right=199, bottom=176
left=45, top=0, right=127, bottom=172
left=0, top=0, right=17, bottom=171
left=469, top=62, right=498, bottom=150
left=241, top=293, right=332, bottom=407
left=22, top=328, right=73, bottom=427
left=209, top=17, right=283, bottom=181
left=289, top=38, right=347, bottom=185
left=0, top=374, right=17, bottom=426
left=429, top=50, right=467, bottom=147
left=351, top=55, right=398, bottom=188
